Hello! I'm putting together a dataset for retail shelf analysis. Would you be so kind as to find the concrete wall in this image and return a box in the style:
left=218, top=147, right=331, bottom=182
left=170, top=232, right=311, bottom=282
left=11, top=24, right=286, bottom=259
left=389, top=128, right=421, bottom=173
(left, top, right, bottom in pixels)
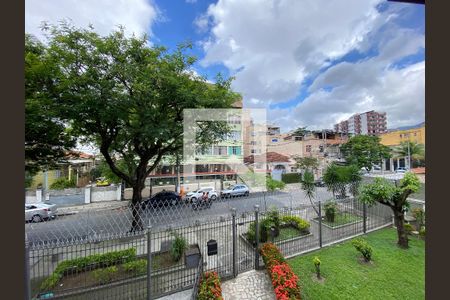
left=91, top=185, right=121, bottom=202
left=48, top=188, right=83, bottom=196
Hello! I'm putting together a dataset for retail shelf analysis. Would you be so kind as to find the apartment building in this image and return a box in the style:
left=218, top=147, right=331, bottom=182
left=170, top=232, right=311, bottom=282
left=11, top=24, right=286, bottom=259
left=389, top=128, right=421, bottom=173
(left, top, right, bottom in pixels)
left=335, top=110, right=387, bottom=136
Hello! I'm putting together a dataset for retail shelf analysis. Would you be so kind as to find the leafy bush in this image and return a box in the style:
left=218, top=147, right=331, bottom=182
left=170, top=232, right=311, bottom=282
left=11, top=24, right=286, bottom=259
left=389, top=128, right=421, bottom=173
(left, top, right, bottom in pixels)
left=313, top=256, right=321, bottom=279
left=267, top=177, right=286, bottom=191
left=198, top=271, right=223, bottom=300
left=171, top=233, right=187, bottom=262
left=352, top=238, right=373, bottom=262
left=247, top=209, right=281, bottom=243
left=404, top=223, right=414, bottom=234
left=412, top=207, right=425, bottom=227
left=281, top=215, right=310, bottom=234
left=92, top=266, right=118, bottom=284
left=50, top=177, right=76, bottom=190
left=324, top=201, right=338, bottom=222
left=123, top=259, right=147, bottom=275
left=40, top=248, right=136, bottom=290
left=281, top=173, right=302, bottom=184
left=260, top=243, right=301, bottom=299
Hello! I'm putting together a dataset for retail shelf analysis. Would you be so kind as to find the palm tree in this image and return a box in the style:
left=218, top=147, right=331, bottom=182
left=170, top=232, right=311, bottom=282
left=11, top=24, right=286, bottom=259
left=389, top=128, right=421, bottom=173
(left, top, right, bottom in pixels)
left=393, top=141, right=425, bottom=168
left=301, top=170, right=319, bottom=215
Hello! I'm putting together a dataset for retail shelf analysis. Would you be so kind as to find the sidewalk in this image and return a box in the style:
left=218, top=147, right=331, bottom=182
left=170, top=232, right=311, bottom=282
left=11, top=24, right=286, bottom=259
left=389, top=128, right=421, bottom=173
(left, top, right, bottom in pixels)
left=55, top=200, right=129, bottom=216
left=221, top=270, right=275, bottom=300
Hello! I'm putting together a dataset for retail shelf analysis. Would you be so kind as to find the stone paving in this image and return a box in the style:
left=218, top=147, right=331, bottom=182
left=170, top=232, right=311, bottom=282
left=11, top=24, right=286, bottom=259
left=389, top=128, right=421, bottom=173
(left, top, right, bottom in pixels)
left=221, top=270, right=275, bottom=300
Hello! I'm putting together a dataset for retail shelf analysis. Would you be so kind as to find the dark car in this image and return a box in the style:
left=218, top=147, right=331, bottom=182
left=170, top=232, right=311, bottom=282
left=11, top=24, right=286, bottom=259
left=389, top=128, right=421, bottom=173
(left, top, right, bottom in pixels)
left=314, top=178, right=326, bottom=187
left=141, top=191, right=181, bottom=209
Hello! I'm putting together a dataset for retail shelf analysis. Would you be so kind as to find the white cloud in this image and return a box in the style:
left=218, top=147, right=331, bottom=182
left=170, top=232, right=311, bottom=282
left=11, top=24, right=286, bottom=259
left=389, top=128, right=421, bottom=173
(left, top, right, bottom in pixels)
left=198, top=0, right=424, bottom=130
left=200, top=0, right=384, bottom=104
left=194, top=14, right=210, bottom=33
left=25, top=0, right=159, bottom=41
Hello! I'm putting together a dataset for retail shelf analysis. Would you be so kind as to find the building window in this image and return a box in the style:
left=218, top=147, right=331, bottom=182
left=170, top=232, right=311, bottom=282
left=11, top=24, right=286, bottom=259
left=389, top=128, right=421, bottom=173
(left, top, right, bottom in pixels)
left=213, top=146, right=227, bottom=155
left=251, top=149, right=256, bottom=154
left=306, top=145, right=311, bottom=152
left=229, top=146, right=241, bottom=155
left=228, top=131, right=241, bottom=140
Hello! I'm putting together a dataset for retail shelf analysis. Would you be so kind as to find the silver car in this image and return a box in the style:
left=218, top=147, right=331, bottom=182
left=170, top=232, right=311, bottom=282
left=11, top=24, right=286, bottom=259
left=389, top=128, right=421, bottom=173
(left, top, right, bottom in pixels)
left=221, top=184, right=250, bottom=198
left=25, top=203, right=57, bottom=223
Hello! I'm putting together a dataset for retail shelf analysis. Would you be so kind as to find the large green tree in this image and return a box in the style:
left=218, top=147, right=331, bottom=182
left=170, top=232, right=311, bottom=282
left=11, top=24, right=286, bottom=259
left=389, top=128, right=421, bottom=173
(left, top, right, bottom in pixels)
left=25, top=34, right=76, bottom=175
left=294, top=156, right=319, bottom=173
left=340, top=135, right=391, bottom=172
left=31, top=23, right=238, bottom=230
left=359, top=172, right=421, bottom=248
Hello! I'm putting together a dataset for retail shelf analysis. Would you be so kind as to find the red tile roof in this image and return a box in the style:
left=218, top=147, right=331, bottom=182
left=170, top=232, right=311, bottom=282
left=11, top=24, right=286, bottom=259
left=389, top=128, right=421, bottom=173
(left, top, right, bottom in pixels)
left=244, top=152, right=290, bottom=164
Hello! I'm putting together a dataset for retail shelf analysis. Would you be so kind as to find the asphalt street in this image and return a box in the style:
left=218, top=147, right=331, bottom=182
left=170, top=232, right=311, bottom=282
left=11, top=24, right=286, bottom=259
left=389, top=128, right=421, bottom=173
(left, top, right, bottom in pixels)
left=25, top=187, right=333, bottom=245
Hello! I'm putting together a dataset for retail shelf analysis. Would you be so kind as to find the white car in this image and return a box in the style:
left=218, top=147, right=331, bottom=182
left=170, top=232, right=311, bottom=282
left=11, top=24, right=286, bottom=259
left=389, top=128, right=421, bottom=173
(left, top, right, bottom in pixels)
left=25, top=203, right=57, bottom=223
left=395, top=167, right=408, bottom=173
left=185, top=188, right=218, bottom=203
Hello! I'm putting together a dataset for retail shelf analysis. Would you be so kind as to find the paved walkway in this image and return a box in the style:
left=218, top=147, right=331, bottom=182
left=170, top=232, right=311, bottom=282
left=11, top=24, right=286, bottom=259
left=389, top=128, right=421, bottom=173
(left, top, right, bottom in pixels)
left=221, top=270, right=275, bottom=300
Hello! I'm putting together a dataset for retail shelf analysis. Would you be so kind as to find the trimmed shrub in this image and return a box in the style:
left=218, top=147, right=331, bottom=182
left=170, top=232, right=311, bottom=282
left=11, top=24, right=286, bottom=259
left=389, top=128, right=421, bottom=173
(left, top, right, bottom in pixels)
left=281, top=173, right=302, bottom=184
left=412, top=207, right=425, bottom=227
left=123, top=259, right=147, bottom=275
left=198, top=271, right=223, bottom=300
left=171, top=233, right=187, bottom=262
left=50, top=177, right=77, bottom=190
left=92, top=266, right=118, bottom=284
left=324, top=201, right=338, bottom=223
left=247, top=209, right=281, bottom=244
left=313, top=256, right=321, bottom=279
left=260, top=243, right=301, bottom=299
left=40, top=248, right=136, bottom=290
left=267, top=177, right=286, bottom=191
left=352, top=238, right=373, bottom=262
left=281, top=216, right=310, bottom=234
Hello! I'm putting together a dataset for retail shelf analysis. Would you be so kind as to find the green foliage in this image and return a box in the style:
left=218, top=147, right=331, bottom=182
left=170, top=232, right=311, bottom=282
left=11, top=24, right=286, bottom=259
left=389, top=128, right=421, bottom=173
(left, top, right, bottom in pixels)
left=123, top=259, right=147, bottom=275
left=266, top=177, right=286, bottom=191
left=50, top=177, right=76, bottom=190
left=404, top=223, right=414, bottom=234
left=25, top=170, right=35, bottom=188
left=352, top=238, right=373, bottom=262
left=323, top=163, right=346, bottom=197
left=412, top=208, right=425, bottom=227
left=281, top=215, right=310, bottom=233
left=40, top=248, right=136, bottom=290
left=340, top=135, right=391, bottom=171
left=25, top=34, right=77, bottom=173
left=29, top=23, right=238, bottom=216
left=171, top=233, right=188, bottom=262
left=281, top=173, right=302, bottom=184
left=313, top=256, right=321, bottom=278
left=294, top=156, right=319, bottom=171
left=324, top=201, right=338, bottom=223
left=92, top=266, right=118, bottom=284
left=247, top=208, right=281, bottom=243
left=393, top=141, right=425, bottom=162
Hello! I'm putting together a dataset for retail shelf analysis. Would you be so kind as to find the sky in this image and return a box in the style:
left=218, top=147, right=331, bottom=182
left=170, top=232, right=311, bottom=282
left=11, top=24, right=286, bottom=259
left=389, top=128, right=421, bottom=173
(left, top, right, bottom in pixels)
left=26, top=0, right=425, bottom=133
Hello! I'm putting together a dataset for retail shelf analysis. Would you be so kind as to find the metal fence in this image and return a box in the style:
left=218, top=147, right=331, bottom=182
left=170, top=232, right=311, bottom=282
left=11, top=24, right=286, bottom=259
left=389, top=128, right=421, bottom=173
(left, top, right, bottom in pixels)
left=25, top=186, right=395, bottom=300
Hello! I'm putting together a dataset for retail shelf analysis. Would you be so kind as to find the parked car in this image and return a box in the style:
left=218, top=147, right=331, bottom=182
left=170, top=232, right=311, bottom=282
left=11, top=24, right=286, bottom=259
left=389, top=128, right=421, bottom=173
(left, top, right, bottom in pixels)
left=185, top=188, right=218, bottom=203
left=395, top=167, right=408, bottom=173
left=314, top=178, right=326, bottom=187
left=25, top=203, right=57, bottom=223
left=221, top=184, right=250, bottom=198
left=141, top=191, right=181, bottom=209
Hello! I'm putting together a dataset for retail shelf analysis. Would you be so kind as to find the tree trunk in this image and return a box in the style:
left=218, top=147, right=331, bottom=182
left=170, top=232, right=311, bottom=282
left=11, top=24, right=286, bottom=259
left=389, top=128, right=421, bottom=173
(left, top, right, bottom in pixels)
left=393, top=210, right=409, bottom=249
left=130, top=185, right=144, bottom=232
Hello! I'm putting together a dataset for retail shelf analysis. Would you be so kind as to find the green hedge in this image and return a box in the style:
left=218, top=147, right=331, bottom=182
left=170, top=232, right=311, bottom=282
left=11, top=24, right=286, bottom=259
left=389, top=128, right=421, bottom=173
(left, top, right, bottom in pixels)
left=281, top=173, right=302, bottom=184
left=40, top=248, right=137, bottom=290
left=281, top=215, right=310, bottom=234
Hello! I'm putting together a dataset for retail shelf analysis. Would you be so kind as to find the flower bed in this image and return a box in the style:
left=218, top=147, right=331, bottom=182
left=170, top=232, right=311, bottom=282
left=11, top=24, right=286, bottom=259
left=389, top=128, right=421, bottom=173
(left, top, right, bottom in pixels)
left=260, top=243, right=301, bottom=300
left=246, top=215, right=310, bottom=244
left=198, top=271, right=223, bottom=300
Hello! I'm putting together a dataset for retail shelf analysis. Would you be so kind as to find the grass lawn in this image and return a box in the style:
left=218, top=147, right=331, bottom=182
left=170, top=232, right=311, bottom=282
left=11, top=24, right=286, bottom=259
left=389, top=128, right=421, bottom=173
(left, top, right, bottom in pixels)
left=274, top=226, right=303, bottom=241
left=288, top=228, right=425, bottom=300
left=322, top=213, right=362, bottom=227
